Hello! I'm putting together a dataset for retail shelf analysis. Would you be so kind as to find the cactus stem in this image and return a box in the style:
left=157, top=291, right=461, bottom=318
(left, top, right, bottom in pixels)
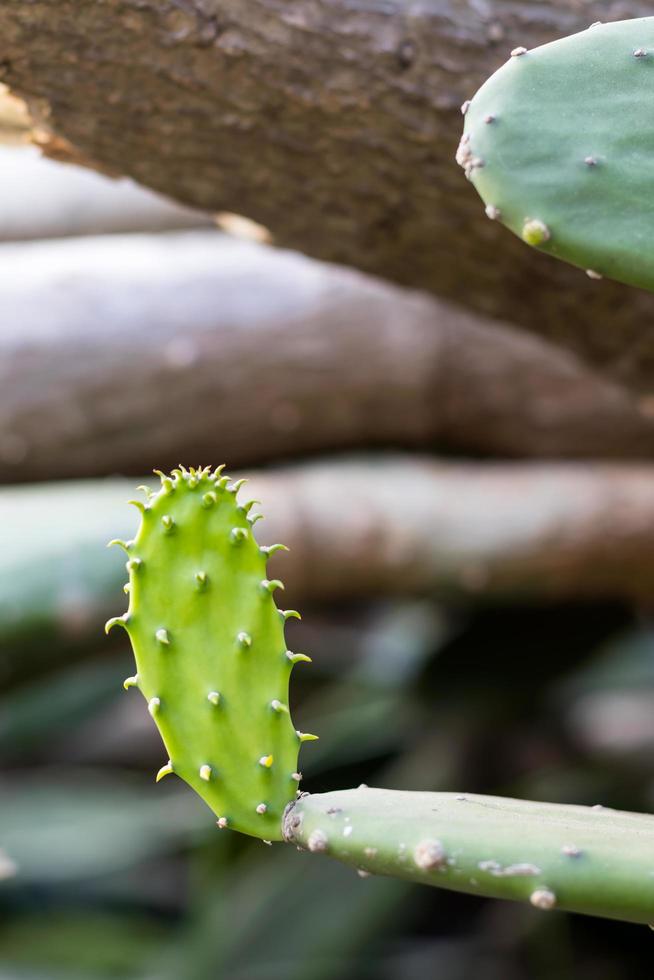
left=155, top=628, right=170, bottom=646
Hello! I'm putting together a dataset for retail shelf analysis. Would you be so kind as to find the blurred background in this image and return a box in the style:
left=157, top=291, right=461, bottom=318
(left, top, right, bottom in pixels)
left=2, top=42, right=654, bottom=980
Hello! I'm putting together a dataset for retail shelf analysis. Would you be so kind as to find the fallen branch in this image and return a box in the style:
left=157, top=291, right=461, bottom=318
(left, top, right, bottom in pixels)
left=3, top=1, right=654, bottom=388
left=1, top=232, right=652, bottom=483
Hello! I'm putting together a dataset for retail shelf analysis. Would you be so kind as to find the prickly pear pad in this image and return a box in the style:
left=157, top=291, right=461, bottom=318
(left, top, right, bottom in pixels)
left=459, top=18, right=654, bottom=291
left=107, top=467, right=311, bottom=840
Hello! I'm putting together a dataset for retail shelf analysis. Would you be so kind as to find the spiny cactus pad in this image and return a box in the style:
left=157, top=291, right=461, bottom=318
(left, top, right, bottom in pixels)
left=107, top=466, right=314, bottom=841
left=458, top=17, right=654, bottom=291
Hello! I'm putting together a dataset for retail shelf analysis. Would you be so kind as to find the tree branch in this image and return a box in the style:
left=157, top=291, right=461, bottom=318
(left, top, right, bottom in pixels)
left=1, top=231, right=652, bottom=483
left=3, top=1, right=654, bottom=388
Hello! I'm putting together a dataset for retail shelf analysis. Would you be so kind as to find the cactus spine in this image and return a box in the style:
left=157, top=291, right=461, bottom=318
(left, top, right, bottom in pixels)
left=458, top=17, right=654, bottom=292
left=107, top=466, right=313, bottom=841
left=285, top=790, right=654, bottom=924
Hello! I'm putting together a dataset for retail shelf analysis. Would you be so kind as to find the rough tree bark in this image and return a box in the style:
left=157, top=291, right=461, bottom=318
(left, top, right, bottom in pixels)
left=2, top=231, right=653, bottom=483
left=3, top=1, right=654, bottom=390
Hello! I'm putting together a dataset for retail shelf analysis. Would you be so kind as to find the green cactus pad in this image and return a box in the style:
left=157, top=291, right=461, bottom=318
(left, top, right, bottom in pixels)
left=459, top=17, right=654, bottom=291
left=107, top=467, right=311, bottom=840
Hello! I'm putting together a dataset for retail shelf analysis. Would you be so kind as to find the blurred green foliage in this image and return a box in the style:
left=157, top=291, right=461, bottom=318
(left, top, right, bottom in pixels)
left=2, top=588, right=654, bottom=979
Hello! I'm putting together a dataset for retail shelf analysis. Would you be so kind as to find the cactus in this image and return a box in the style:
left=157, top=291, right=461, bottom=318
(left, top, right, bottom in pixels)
left=457, top=17, right=654, bottom=292
left=284, top=790, right=654, bottom=924
left=106, top=466, right=314, bottom=841
left=110, top=468, right=654, bottom=923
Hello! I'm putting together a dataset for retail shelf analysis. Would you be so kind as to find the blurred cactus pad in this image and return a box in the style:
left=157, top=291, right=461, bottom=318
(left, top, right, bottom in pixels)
left=106, top=466, right=314, bottom=841
left=458, top=17, right=654, bottom=291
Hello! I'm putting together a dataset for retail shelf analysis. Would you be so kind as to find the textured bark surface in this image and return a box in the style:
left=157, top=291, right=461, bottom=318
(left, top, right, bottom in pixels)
left=2, top=231, right=653, bottom=484
left=3, top=1, right=654, bottom=389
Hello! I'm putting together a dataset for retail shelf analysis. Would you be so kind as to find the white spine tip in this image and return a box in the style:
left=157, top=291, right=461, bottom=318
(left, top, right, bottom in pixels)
left=414, top=840, right=446, bottom=871
left=237, top=631, right=252, bottom=648
left=123, top=674, right=139, bottom=690
left=485, top=204, right=501, bottom=220
left=217, top=817, right=228, bottom=829
left=256, top=803, right=268, bottom=814
left=207, top=691, right=221, bottom=706
left=199, top=764, right=213, bottom=781
left=148, top=697, right=161, bottom=717
left=586, top=268, right=602, bottom=280
left=259, top=754, right=274, bottom=768
left=307, top=829, right=328, bottom=853
left=510, top=46, right=528, bottom=57
left=270, top=699, right=288, bottom=713
left=291, top=772, right=302, bottom=782
left=530, top=888, right=557, bottom=910
left=155, top=628, right=170, bottom=645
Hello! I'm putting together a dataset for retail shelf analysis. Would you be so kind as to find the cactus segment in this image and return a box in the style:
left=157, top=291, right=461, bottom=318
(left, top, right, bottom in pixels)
left=285, top=789, right=654, bottom=923
left=459, top=17, right=654, bottom=291
left=112, top=467, right=308, bottom=840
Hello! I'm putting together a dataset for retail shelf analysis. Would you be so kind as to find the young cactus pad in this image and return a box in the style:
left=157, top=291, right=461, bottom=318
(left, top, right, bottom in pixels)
left=106, top=466, right=313, bottom=841
left=458, top=17, right=654, bottom=291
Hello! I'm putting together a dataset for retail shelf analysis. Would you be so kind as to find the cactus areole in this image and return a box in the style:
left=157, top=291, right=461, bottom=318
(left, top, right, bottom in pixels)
left=458, top=17, right=654, bottom=292
left=106, top=466, right=314, bottom=841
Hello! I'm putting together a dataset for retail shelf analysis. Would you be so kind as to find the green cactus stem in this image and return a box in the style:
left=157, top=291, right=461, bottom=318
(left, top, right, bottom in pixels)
left=284, top=789, right=654, bottom=924
left=107, top=466, right=314, bottom=841
left=458, top=17, right=654, bottom=292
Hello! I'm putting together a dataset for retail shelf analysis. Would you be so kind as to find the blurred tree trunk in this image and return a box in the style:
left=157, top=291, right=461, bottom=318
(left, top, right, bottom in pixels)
left=2, top=232, right=653, bottom=483
left=2, top=1, right=654, bottom=390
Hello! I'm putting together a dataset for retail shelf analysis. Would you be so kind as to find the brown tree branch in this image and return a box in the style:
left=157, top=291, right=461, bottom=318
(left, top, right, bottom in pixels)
left=1, top=231, right=653, bottom=483
left=3, top=1, right=654, bottom=388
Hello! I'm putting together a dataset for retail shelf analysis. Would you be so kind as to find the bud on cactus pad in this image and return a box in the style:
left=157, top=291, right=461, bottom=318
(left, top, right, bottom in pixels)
left=458, top=17, right=654, bottom=291
left=106, top=466, right=314, bottom=840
